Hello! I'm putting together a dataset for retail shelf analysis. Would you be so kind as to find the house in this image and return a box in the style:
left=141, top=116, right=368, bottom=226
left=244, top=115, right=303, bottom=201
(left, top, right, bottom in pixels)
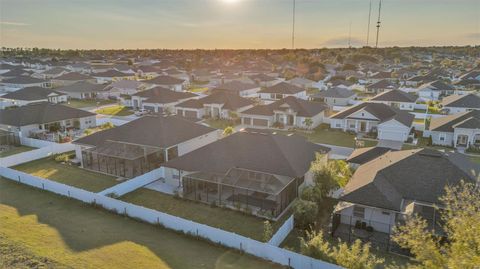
left=0, top=102, right=96, bottom=140
left=50, top=72, right=95, bottom=87
left=311, top=87, right=356, bottom=107
left=287, top=77, right=317, bottom=89
left=137, top=65, right=162, bottom=79
left=249, top=74, right=280, bottom=87
left=164, top=130, right=331, bottom=219
left=425, top=110, right=480, bottom=149
left=330, top=102, right=414, bottom=142
left=0, top=87, right=68, bottom=109
left=1, top=76, right=49, bottom=91
left=92, top=70, right=135, bottom=84
left=131, top=86, right=197, bottom=113
left=175, top=92, right=254, bottom=120
left=417, top=80, right=455, bottom=101
left=333, top=149, right=478, bottom=235
left=211, top=81, right=261, bottom=98
left=100, top=80, right=146, bottom=102
left=440, top=94, right=480, bottom=114
left=369, top=90, right=418, bottom=111
left=56, top=81, right=106, bottom=99
left=73, top=115, right=219, bottom=178
left=38, top=67, right=69, bottom=79
left=366, top=71, right=393, bottom=84
left=240, top=96, right=328, bottom=129
left=345, top=146, right=394, bottom=168
left=143, top=75, right=186, bottom=92
left=365, top=79, right=397, bottom=94
left=258, top=82, right=308, bottom=101
left=0, top=68, right=33, bottom=79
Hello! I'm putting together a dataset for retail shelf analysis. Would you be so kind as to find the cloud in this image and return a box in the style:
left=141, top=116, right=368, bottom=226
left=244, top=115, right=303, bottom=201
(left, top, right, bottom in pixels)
left=321, top=36, right=364, bottom=47
left=0, top=21, right=30, bottom=26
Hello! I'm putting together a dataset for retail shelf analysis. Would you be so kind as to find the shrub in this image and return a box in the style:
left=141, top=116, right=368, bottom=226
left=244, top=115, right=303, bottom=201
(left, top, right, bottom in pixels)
left=263, top=220, right=273, bottom=242
left=101, top=122, right=114, bottom=129
left=293, top=199, right=318, bottom=229
left=54, top=153, right=70, bottom=163
left=222, top=126, right=234, bottom=136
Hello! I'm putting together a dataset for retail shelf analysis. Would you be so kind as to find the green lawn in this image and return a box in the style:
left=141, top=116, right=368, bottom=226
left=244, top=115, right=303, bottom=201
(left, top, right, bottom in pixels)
left=12, top=157, right=119, bottom=192
left=189, top=87, right=209, bottom=93
left=66, top=99, right=116, bottom=109
left=95, top=105, right=134, bottom=116
left=204, top=118, right=239, bottom=130
left=469, top=156, right=480, bottom=165
left=0, top=178, right=283, bottom=269
left=0, top=146, right=36, bottom=158
left=413, top=118, right=425, bottom=124
left=292, top=128, right=377, bottom=148
left=120, top=188, right=291, bottom=241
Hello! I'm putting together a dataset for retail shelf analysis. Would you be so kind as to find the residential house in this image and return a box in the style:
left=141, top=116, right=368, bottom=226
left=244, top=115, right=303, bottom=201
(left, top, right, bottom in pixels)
left=311, top=87, right=356, bottom=107
left=51, top=72, right=95, bottom=87
left=1, top=76, right=49, bottom=92
left=101, top=80, right=146, bottom=102
left=345, top=146, right=394, bottom=168
left=333, top=149, right=478, bottom=235
left=440, top=94, right=480, bottom=114
left=249, top=74, right=281, bottom=87
left=211, top=81, right=261, bottom=97
left=0, top=102, right=96, bottom=141
left=240, top=96, right=328, bottom=129
left=426, top=110, right=480, bottom=148
left=287, top=77, right=317, bottom=89
left=369, top=90, right=418, bottom=111
left=330, top=102, right=414, bottom=142
left=365, top=79, right=397, bottom=94
left=56, top=81, right=107, bottom=99
left=0, top=87, right=67, bottom=109
left=258, top=82, right=308, bottom=101
left=175, top=92, right=254, bottom=120
left=164, top=130, right=331, bottom=219
left=417, top=80, right=455, bottom=101
left=73, top=115, right=219, bottom=178
left=131, top=86, right=197, bottom=113
left=143, top=75, right=186, bottom=92
left=93, top=70, right=135, bottom=84
left=37, top=67, right=69, bottom=79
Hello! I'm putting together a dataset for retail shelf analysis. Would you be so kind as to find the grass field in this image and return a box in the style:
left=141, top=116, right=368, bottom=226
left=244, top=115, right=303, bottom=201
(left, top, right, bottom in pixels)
left=95, top=105, right=134, bottom=116
left=121, top=188, right=290, bottom=241
left=66, top=99, right=116, bottom=109
left=0, top=146, right=36, bottom=158
left=0, top=178, right=283, bottom=269
left=12, top=157, right=119, bottom=192
left=469, top=156, right=480, bottom=165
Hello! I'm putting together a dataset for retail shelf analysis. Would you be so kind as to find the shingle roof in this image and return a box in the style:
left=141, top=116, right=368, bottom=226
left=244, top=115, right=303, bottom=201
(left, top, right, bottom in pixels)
left=313, top=87, right=355, bottom=99
left=429, top=110, right=480, bottom=132
left=199, top=92, right=254, bottom=110
left=56, top=81, right=106, bottom=93
left=164, top=131, right=330, bottom=178
left=175, top=98, right=204, bottom=109
left=0, top=87, right=64, bottom=101
left=249, top=74, right=277, bottom=82
left=441, top=94, right=480, bottom=109
left=341, top=149, right=478, bottom=211
left=74, top=115, right=215, bottom=148
left=0, top=102, right=95, bottom=126
left=212, top=81, right=258, bottom=94
left=331, top=102, right=415, bottom=127
left=54, top=72, right=92, bottom=81
left=259, top=82, right=305, bottom=94
left=418, top=80, right=454, bottom=92
left=143, top=75, right=185, bottom=85
left=134, top=86, right=196, bottom=104
left=366, top=79, right=397, bottom=90
left=346, top=146, right=394, bottom=165
left=370, top=89, right=418, bottom=103
left=242, top=96, right=327, bottom=117
left=93, top=70, right=131, bottom=78
left=2, top=76, right=46, bottom=84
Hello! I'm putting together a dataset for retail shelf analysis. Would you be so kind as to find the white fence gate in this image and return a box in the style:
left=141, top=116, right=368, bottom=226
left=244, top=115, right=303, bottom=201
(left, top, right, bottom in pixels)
left=268, top=215, right=294, bottom=246
left=0, top=167, right=341, bottom=269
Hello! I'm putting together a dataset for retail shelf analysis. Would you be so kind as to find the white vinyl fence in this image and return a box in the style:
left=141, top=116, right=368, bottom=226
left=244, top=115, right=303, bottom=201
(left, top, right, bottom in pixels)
left=98, top=167, right=165, bottom=196
left=20, top=136, right=63, bottom=148
left=0, top=167, right=341, bottom=269
left=0, top=143, right=75, bottom=167
left=268, top=214, right=294, bottom=246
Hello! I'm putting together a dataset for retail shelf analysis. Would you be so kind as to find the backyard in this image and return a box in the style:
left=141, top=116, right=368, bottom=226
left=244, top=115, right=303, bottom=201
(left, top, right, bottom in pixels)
left=12, top=157, right=119, bottom=192
left=0, top=178, right=283, bottom=269
left=66, top=99, right=117, bottom=109
left=120, top=188, right=291, bottom=241
left=95, top=105, right=134, bottom=116
left=0, top=146, right=36, bottom=158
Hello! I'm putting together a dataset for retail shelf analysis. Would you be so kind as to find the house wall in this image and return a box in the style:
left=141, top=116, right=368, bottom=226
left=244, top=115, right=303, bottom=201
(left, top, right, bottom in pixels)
left=177, top=130, right=220, bottom=156
left=377, top=119, right=411, bottom=142
left=453, top=128, right=480, bottom=147
left=428, top=131, right=454, bottom=146
left=336, top=203, right=397, bottom=234
left=444, top=106, right=474, bottom=115
left=324, top=97, right=351, bottom=107
left=295, top=112, right=324, bottom=129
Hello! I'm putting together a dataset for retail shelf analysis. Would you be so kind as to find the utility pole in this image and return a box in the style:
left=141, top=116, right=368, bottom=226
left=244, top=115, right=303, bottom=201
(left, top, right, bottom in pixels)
left=375, top=0, right=382, bottom=48
left=292, top=0, right=296, bottom=49
left=348, top=21, right=352, bottom=48
left=366, top=0, right=372, bottom=46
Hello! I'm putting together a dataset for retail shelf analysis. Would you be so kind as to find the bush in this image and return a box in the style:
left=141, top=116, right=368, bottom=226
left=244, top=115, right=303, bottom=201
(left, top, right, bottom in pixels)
left=272, top=121, right=285, bottom=129
left=101, top=122, right=114, bottom=129
left=54, top=153, right=70, bottom=163
left=263, top=220, right=273, bottom=242
left=222, top=126, right=234, bottom=136
left=293, top=199, right=318, bottom=229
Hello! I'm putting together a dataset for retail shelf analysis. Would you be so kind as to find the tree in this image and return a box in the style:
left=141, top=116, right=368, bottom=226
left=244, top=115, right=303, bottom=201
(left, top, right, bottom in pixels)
left=292, top=199, right=318, bottom=229
left=392, top=181, right=480, bottom=269
left=263, top=220, right=273, bottom=242
left=303, top=118, right=313, bottom=129
left=300, top=230, right=384, bottom=269
left=222, top=126, right=234, bottom=136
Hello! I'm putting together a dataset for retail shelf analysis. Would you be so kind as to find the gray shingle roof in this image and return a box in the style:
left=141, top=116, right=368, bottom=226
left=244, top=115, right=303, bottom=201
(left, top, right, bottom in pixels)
left=259, top=82, right=305, bottom=94
left=198, top=92, right=254, bottom=110
left=346, top=146, right=394, bottom=165
left=313, top=87, right=355, bottom=99
left=429, top=110, right=480, bottom=132
left=143, top=75, right=185, bottom=85
left=242, top=96, right=327, bottom=117
left=0, top=102, right=95, bottom=126
left=341, top=149, right=478, bottom=211
left=212, top=81, right=258, bottom=94
left=54, top=72, right=92, bottom=81
left=74, top=115, right=215, bottom=148
left=56, top=81, right=106, bottom=93
left=441, top=94, right=480, bottom=109
left=0, top=87, right=64, bottom=101
left=331, top=102, right=415, bottom=127
left=370, top=90, right=418, bottom=103
left=134, top=86, right=196, bottom=104
left=2, top=76, right=46, bottom=84
left=164, top=131, right=330, bottom=178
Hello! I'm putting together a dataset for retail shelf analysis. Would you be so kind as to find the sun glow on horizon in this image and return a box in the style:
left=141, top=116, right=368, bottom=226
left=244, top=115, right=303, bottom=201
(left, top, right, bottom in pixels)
left=221, top=0, right=240, bottom=4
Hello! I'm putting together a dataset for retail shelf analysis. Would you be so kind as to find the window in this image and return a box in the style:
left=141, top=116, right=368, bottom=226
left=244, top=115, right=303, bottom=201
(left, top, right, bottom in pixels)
left=381, top=211, right=390, bottom=216
left=439, top=133, right=446, bottom=141
left=336, top=123, right=341, bottom=128
left=353, top=206, right=365, bottom=218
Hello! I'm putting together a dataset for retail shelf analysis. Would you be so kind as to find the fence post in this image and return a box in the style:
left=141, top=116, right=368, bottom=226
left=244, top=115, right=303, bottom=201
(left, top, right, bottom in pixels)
left=68, top=190, right=70, bottom=197
left=157, top=217, right=160, bottom=224
left=18, top=175, right=21, bottom=183
left=42, top=183, right=45, bottom=190
left=124, top=207, right=127, bottom=216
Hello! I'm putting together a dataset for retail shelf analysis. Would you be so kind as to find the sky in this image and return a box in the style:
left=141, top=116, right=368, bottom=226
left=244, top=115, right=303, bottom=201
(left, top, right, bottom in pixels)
left=0, top=0, right=479, bottom=49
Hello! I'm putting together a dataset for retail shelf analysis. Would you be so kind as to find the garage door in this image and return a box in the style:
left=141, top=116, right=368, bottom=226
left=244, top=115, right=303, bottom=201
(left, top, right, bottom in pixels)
left=184, top=110, right=198, bottom=118
left=177, top=109, right=184, bottom=115
left=144, top=105, right=156, bottom=112
left=253, top=118, right=269, bottom=126
left=378, top=130, right=404, bottom=141
left=243, top=117, right=252, bottom=125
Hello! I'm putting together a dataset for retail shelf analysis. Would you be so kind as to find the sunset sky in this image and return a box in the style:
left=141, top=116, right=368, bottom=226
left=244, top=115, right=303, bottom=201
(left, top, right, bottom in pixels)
left=1, top=0, right=479, bottom=49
